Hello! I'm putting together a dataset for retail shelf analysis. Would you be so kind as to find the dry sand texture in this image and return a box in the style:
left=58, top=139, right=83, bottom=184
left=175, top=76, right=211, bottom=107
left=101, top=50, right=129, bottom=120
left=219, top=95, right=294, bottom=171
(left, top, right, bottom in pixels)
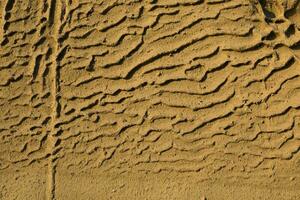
left=1, top=0, right=300, bottom=199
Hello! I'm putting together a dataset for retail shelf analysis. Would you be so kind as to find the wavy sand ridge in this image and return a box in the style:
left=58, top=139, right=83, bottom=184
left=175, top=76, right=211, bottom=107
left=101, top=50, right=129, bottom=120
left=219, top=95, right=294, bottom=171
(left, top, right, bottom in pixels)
left=0, top=0, right=300, bottom=199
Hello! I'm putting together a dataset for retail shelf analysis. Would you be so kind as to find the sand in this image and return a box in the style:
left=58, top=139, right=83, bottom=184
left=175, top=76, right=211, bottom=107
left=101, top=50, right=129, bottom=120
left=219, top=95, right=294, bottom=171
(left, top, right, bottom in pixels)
left=0, top=0, right=300, bottom=199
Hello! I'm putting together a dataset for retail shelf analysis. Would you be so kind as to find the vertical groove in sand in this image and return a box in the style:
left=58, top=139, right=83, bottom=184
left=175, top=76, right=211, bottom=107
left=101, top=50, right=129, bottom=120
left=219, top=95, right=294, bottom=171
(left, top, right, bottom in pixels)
left=47, top=0, right=61, bottom=199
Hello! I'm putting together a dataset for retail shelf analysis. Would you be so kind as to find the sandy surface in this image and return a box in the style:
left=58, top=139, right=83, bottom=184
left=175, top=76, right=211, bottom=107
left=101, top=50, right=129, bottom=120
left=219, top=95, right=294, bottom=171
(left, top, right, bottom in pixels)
left=1, top=0, right=300, bottom=199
